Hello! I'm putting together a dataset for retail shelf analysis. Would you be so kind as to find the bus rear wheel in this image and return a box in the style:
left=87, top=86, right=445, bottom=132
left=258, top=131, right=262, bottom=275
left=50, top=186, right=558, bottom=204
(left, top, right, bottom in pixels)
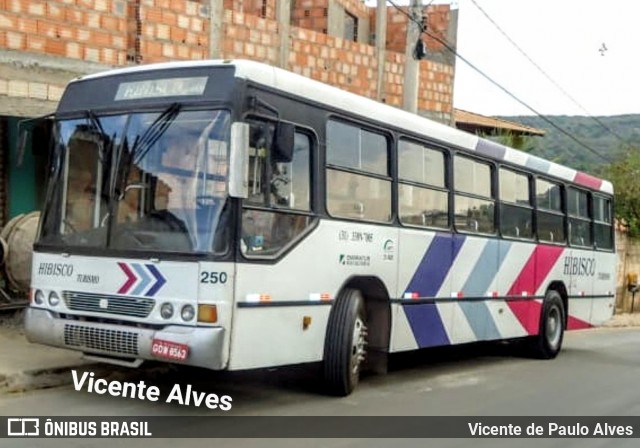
left=529, top=290, right=565, bottom=359
left=323, top=288, right=368, bottom=396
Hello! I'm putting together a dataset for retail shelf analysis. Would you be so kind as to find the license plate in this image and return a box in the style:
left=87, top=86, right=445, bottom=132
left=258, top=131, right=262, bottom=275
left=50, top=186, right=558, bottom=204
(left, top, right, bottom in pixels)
left=151, top=339, right=189, bottom=361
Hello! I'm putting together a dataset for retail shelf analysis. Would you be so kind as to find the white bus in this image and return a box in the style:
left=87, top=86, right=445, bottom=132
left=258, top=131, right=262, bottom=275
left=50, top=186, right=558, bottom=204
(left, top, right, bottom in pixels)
left=25, top=60, right=616, bottom=396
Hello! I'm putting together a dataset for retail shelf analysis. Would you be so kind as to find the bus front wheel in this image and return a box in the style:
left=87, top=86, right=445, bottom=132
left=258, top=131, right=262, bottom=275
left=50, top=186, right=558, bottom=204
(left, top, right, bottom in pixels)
left=529, top=290, right=565, bottom=359
left=323, top=288, right=368, bottom=396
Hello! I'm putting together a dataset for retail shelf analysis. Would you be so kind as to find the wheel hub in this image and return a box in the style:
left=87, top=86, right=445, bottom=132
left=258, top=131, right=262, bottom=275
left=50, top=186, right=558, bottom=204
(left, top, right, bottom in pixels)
left=351, top=317, right=368, bottom=375
left=546, top=306, right=561, bottom=348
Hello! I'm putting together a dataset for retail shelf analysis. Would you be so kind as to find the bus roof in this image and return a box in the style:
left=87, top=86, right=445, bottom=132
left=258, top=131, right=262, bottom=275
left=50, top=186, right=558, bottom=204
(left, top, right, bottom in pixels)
left=76, top=59, right=613, bottom=195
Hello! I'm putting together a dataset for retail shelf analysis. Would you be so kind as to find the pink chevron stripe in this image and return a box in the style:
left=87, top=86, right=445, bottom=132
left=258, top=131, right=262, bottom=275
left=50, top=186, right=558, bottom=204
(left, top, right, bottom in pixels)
left=574, top=172, right=603, bottom=191
left=117, top=262, right=137, bottom=294
left=566, top=315, right=592, bottom=330
left=506, top=245, right=565, bottom=335
left=507, top=301, right=542, bottom=335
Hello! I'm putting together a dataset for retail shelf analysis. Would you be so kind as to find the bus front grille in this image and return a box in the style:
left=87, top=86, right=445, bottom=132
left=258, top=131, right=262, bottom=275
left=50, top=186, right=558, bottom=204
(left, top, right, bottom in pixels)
left=63, top=291, right=155, bottom=318
left=64, top=324, right=139, bottom=356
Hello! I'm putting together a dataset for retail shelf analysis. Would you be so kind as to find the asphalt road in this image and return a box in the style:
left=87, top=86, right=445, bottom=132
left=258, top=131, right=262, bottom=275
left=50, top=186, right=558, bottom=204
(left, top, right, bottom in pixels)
left=1, top=327, right=639, bottom=448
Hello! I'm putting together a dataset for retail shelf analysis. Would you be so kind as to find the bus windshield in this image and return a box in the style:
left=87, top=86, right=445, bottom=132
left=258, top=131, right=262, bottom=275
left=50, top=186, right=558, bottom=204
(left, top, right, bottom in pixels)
left=39, top=108, right=231, bottom=255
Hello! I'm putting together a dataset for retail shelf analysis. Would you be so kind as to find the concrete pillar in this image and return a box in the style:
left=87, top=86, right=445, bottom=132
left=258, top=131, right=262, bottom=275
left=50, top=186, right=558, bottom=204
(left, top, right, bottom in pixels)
left=375, top=0, right=387, bottom=102
left=276, top=0, right=292, bottom=69
left=209, top=0, right=224, bottom=59
left=402, top=0, right=422, bottom=114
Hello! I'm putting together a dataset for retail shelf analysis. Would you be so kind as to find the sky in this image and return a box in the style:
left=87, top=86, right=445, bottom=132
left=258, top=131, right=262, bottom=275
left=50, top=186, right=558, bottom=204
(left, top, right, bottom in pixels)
left=452, top=0, right=640, bottom=116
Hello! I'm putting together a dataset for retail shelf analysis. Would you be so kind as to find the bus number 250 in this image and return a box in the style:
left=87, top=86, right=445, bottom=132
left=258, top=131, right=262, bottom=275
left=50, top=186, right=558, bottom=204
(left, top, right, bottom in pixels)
left=200, top=271, right=228, bottom=284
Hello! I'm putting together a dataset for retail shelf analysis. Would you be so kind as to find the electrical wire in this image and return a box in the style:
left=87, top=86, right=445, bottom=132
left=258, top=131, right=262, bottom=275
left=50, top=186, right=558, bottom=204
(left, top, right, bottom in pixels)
left=468, top=0, right=632, bottom=151
left=385, top=0, right=613, bottom=163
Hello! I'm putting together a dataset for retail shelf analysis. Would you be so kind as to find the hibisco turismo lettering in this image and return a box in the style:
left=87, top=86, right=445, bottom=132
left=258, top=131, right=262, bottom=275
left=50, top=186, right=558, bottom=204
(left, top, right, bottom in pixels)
left=38, top=263, right=74, bottom=277
left=563, top=256, right=596, bottom=276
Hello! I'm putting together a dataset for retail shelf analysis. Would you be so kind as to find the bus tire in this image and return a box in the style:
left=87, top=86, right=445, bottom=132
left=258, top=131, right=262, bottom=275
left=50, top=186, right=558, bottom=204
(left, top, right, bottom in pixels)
left=529, top=290, right=565, bottom=359
left=323, top=288, right=368, bottom=396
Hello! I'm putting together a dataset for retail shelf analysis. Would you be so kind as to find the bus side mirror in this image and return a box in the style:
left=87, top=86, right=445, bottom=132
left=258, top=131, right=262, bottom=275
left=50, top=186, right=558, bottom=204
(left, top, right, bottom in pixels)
left=229, top=122, right=250, bottom=198
left=16, top=114, right=54, bottom=167
left=272, top=121, right=294, bottom=163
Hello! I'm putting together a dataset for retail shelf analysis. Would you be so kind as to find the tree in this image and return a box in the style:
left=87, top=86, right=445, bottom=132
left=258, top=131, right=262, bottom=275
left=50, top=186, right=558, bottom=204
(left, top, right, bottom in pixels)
left=605, top=150, right=640, bottom=237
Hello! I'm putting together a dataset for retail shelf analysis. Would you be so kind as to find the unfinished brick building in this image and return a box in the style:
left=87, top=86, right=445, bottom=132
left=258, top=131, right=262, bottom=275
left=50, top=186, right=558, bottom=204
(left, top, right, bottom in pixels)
left=0, top=0, right=457, bottom=225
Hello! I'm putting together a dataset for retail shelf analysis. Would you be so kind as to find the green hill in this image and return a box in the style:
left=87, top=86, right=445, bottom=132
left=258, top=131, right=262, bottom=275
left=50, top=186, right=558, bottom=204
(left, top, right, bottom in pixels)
left=498, top=114, right=640, bottom=174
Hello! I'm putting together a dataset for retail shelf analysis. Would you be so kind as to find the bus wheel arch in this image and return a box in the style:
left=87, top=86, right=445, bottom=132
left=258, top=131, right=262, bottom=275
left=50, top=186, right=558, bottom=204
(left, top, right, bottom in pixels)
left=323, top=276, right=391, bottom=396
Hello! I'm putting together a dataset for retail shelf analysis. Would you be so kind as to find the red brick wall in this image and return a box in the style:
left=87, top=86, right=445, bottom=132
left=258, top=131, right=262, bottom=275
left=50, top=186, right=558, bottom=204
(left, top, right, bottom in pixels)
left=289, top=27, right=377, bottom=99
left=418, top=60, right=453, bottom=115
left=138, top=0, right=209, bottom=63
left=292, top=0, right=370, bottom=36
left=382, top=4, right=451, bottom=54
left=221, top=10, right=279, bottom=65
left=245, top=0, right=276, bottom=20
left=292, top=1, right=328, bottom=34
left=0, top=0, right=128, bottom=65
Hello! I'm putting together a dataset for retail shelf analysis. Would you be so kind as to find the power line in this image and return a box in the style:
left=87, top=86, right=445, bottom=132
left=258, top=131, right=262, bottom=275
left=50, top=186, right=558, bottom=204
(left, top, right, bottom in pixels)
left=468, top=0, right=631, bottom=151
left=385, top=0, right=613, bottom=163
left=426, top=28, right=613, bottom=163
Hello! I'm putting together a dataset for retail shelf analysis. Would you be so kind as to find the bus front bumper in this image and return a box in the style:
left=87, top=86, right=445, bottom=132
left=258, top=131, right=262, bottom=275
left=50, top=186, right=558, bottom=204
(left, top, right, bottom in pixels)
left=24, top=307, right=226, bottom=370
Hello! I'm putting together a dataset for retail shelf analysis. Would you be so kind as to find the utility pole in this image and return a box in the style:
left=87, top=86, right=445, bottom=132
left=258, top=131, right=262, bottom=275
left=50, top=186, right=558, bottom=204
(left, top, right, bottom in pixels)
left=375, top=0, right=387, bottom=102
left=402, top=0, right=422, bottom=113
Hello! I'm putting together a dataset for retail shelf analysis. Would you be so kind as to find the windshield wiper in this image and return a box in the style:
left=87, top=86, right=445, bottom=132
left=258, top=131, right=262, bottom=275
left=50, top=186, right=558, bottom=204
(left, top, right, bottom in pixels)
left=107, top=102, right=183, bottom=240
left=85, top=109, right=105, bottom=135
left=130, top=102, right=182, bottom=164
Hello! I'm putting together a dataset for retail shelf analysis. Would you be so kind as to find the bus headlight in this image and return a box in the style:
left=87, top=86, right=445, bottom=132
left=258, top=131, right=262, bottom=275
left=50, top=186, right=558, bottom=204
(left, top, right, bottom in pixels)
left=34, top=290, right=45, bottom=305
left=181, top=305, right=195, bottom=321
left=160, top=303, right=174, bottom=319
left=48, top=291, right=60, bottom=307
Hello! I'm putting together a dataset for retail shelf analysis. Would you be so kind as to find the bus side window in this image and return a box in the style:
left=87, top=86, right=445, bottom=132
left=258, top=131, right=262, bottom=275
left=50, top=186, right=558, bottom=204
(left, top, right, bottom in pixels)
left=593, top=196, right=613, bottom=250
left=325, top=120, right=391, bottom=222
left=271, top=133, right=311, bottom=211
left=536, top=179, right=565, bottom=243
left=567, top=187, right=592, bottom=247
left=246, top=122, right=272, bottom=205
left=241, top=128, right=312, bottom=256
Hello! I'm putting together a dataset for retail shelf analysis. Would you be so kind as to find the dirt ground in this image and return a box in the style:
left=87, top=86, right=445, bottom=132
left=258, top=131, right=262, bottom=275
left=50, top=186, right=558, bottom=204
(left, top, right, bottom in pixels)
left=0, top=309, right=24, bottom=333
left=603, top=312, right=640, bottom=327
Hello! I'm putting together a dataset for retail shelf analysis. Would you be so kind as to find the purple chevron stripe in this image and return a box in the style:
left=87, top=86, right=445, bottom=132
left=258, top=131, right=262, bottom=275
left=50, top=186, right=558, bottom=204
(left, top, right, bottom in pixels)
left=145, top=264, right=167, bottom=297
left=403, top=303, right=450, bottom=348
left=402, top=233, right=465, bottom=349
left=405, top=233, right=465, bottom=297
